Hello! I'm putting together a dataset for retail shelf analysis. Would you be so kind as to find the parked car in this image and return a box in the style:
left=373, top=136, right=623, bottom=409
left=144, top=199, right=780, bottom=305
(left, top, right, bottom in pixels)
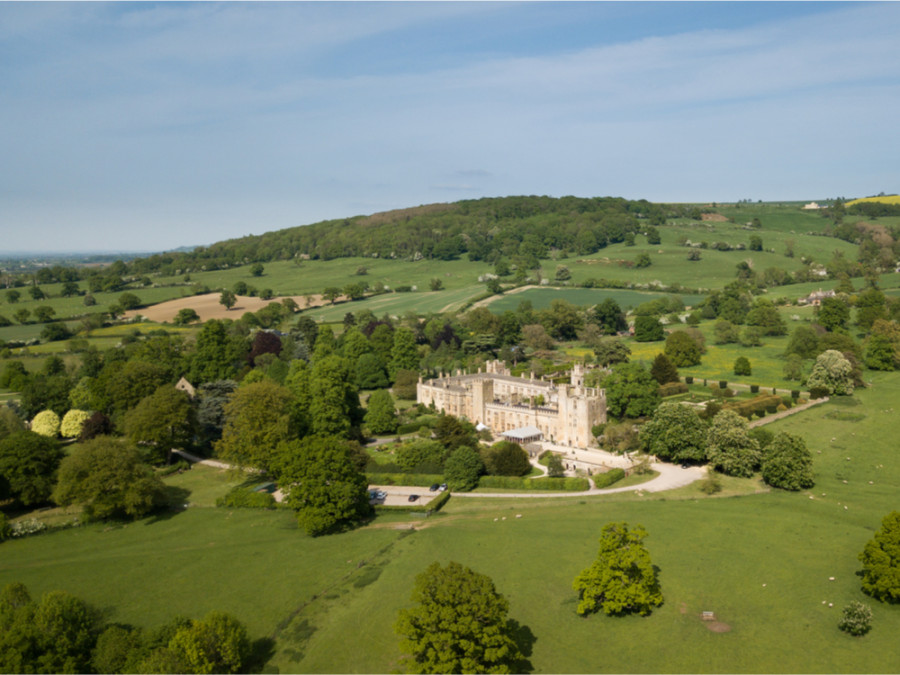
left=429, top=483, right=440, bottom=492
left=439, top=483, right=448, bottom=492
left=408, top=494, right=420, bottom=502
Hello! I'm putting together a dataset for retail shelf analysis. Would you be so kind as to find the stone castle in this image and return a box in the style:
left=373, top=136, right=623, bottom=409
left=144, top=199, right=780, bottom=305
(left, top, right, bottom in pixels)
left=416, top=360, right=606, bottom=448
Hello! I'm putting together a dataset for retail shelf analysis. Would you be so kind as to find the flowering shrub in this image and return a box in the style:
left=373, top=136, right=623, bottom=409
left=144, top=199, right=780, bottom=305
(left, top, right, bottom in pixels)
left=31, top=410, right=60, bottom=437
left=60, top=409, right=91, bottom=439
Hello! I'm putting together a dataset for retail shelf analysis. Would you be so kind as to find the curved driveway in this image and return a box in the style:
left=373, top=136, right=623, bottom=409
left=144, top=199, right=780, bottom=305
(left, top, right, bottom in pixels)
left=452, top=462, right=705, bottom=499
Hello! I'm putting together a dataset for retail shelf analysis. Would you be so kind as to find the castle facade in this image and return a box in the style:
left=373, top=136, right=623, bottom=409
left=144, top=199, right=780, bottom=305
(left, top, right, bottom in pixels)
left=416, top=360, right=606, bottom=448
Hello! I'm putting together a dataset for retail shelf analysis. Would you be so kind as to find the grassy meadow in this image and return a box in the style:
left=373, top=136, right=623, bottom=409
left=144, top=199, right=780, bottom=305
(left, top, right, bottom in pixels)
left=3, top=378, right=900, bottom=673
left=2, top=201, right=900, bottom=673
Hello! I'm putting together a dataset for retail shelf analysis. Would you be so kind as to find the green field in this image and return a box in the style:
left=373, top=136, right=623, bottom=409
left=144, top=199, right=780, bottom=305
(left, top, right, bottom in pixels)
left=3, top=377, right=899, bottom=673
left=487, top=287, right=707, bottom=313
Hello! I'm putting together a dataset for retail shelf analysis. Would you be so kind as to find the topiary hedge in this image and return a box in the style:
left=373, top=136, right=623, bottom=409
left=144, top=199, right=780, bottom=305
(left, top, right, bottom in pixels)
left=593, top=467, right=626, bottom=488
left=477, top=476, right=590, bottom=491
left=365, top=473, right=444, bottom=487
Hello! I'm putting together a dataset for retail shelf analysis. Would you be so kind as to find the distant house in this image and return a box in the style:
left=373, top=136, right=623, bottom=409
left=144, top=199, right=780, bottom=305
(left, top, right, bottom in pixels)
left=175, top=377, right=196, bottom=399
left=797, top=289, right=835, bottom=306
left=802, top=202, right=822, bottom=210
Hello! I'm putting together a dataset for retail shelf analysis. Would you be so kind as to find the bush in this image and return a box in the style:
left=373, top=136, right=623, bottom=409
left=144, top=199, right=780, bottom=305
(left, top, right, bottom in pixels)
left=593, top=468, right=625, bottom=488
left=397, top=422, right=427, bottom=435
left=791, top=390, right=800, bottom=400
left=31, top=409, right=61, bottom=437
left=750, top=384, right=760, bottom=394
left=809, top=386, right=829, bottom=400
left=0, top=512, right=10, bottom=541
left=733, top=357, right=752, bottom=376
left=216, top=487, right=277, bottom=509
left=684, top=376, right=693, bottom=385
left=658, top=382, right=688, bottom=397
left=698, top=471, right=723, bottom=494
left=719, top=380, right=728, bottom=389
left=60, top=409, right=91, bottom=439
left=838, top=601, right=873, bottom=636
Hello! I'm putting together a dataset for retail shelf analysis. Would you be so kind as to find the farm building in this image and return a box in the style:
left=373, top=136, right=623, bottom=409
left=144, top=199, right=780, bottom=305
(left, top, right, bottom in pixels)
left=417, top=360, right=606, bottom=448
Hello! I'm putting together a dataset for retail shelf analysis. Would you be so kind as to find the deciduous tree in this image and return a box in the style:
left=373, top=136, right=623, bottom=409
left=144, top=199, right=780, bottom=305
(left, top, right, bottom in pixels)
left=395, top=561, right=525, bottom=674
left=365, top=389, right=398, bottom=435
left=761, top=431, right=814, bottom=490
left=124, top=386, right=197, bottom=463
left=664, top=330, right=701, bottom=367
left=640, top=402, right=706, bottom=463
left=52, top=437, right=166, bottom=520
left=706, top=410, right=760, bottom=477
left=602, top=362, right=660, bottom=419
left=216, top=380, right=295, bottom=472
left=807, top=349, right=854, bottom=396
left=274, top=436, right=371, bottom=536
left=573, top=522, right=663, bottom=616
left=858, top=510, right=900, bottom=603
left=481, top=440, right=530, bottom=476
left=0, top=430, right=65, bottom=506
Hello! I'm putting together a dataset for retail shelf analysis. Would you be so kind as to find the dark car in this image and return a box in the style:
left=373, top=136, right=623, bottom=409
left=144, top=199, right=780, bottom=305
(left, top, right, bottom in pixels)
left=429, top=483, right=440, bottom=492
left=407, top=494, right=420, bottom=502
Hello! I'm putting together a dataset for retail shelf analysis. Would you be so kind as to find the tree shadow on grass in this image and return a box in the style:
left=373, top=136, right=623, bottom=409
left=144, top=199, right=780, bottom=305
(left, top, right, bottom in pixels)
left=508, top=618, right=537, bottom=674
left=141, top=486, right=191, bottom=524
left=245, top=636, right=278, bottom=674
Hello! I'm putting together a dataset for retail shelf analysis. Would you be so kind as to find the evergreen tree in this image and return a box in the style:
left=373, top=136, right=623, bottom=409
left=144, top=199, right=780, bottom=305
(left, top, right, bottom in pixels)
left=649, top=353, right=679, bottom=385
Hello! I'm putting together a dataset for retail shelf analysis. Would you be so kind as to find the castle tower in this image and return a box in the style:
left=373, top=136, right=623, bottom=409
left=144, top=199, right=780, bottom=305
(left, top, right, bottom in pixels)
left=470, top=378, right=493, bottom=426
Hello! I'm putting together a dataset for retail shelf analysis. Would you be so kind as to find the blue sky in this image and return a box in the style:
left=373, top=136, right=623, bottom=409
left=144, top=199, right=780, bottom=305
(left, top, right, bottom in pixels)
left=2, top=1, right=899, bottom=253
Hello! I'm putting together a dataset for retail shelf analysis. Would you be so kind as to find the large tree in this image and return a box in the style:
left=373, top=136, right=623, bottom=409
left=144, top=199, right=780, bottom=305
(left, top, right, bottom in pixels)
left=444, top=445, right=484, bottom=492
left=0, top=430, right=65, bottom=506
left=817, top=296, right=850, bottom=331
left=858, top=510, right=900, bottom=603
left=640, top=401, right=706, bottom=463
left=389, top=327, right=420, bottom=380
left=649, top=352, right=679, bottom=385
left=480, top=440, right=531, bottom=477
left=633, top=316, right=664, bottom=342
left=664, top=330, right=701, bottom=367
left=806, top=349, right=854, bottom=396
left=185, top=320, right=248, bottom=384
left=53, top=437, right=166, bottom=520
left=0, top=585, right=101, bottom=674
left=573, top=522, right=663, bottom=616
left=602, top=362, right=660, bottom=419
left=395, top=561, right=525, bottom=674
left=310, top=354, right=363, bottom=438
left=274, top=436, right=371, bottom=536
left=761, top=432, right=815, bottom=491
left=216, top=380, right=295, bottom=472
left=124, top=386, right=197, bottom=463
left=706, top=410, right=761, bottom=477
left=364, top=389, right=398, bottom=435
